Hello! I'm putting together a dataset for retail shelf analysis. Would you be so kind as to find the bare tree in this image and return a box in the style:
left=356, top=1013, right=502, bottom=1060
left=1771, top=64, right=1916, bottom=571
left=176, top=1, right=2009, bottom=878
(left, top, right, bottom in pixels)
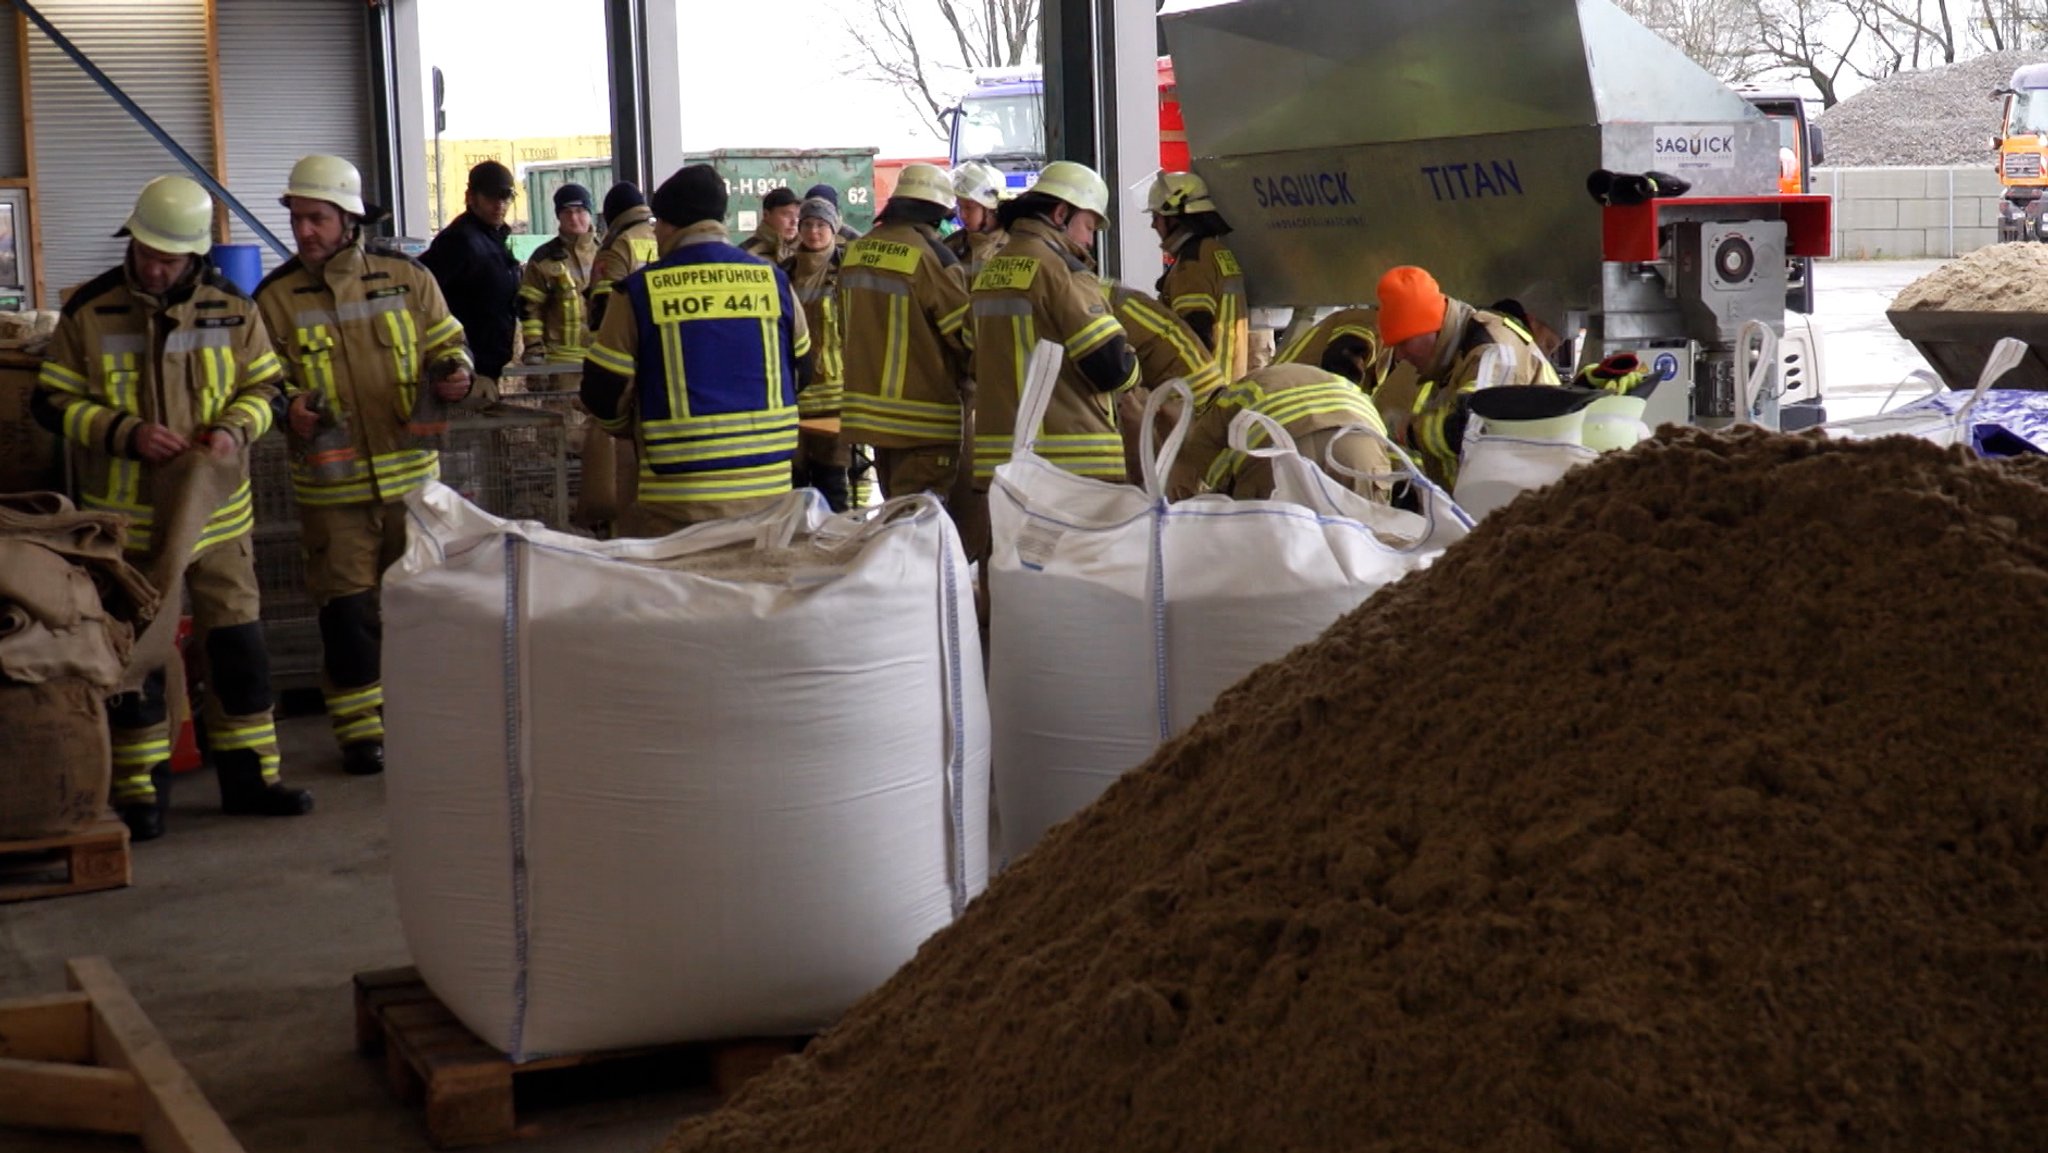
left=1615, top=0, right=1767, bottom=80
left=1751, top=0, right=1872, bottom=106
left=1972, top=0, right=2048, bottom=51
left=1854, top=0, right=1961, bottom=69
left=843, top=0, right=1040, bottom=143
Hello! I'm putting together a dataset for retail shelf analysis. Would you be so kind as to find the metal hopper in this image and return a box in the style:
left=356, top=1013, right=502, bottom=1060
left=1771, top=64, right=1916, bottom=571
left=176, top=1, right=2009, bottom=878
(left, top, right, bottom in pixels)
left=1160, top=0, right=1781, bottom=324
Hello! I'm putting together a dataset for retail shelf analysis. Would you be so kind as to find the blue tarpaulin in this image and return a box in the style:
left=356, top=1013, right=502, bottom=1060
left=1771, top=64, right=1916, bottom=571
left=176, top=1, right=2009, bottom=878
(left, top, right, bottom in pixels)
left=1888, top=390, right=2048, bottom=456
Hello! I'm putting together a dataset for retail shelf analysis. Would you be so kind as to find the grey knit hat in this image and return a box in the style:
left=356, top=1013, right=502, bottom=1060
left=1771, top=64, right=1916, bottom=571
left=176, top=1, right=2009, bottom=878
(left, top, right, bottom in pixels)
left=798, top=196, right=840, bottom=231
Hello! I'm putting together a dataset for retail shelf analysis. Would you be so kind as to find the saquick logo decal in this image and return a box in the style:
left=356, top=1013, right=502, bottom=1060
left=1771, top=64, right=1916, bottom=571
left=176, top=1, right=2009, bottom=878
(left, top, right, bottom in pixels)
left=1248, top=169, right=1363, bottom=230
left=1251, top=171, right=1357, bottom=210
left=1653, top=125, right=1738, bottom=170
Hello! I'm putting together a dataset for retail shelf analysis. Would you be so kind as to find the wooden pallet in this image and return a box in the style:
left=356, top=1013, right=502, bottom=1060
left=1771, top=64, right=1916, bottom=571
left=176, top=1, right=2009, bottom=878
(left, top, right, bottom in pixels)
left=353, top=967, right=806, bottom=1149
left=0, top=956, right=245, bottom=1151
left=0, top=816, right=131, bottom=904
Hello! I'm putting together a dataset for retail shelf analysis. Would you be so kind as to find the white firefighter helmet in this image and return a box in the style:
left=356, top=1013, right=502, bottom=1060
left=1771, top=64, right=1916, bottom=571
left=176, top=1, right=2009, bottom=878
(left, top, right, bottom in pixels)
left=1146, top=171, right=1216, bottom=216
left=951, top=161, right=1005, bottom=210
left=282, top=154, right=367, bottom=216
left=121, top=175, right=214, bottom=256
left=1031, top=161, right=1111, bottom=227
left=891, top=163, right=958, bottom=211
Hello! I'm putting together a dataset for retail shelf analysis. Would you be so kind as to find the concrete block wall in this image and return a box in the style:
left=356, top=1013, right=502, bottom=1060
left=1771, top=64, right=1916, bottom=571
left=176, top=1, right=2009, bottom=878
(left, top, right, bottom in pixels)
left=1814, top=166, right=2007, bottom=260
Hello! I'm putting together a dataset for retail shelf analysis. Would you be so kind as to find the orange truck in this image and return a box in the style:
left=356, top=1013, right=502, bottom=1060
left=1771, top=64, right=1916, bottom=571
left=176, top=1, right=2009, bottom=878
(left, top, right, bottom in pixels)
left=1994, top=63, right=2048, bottom=243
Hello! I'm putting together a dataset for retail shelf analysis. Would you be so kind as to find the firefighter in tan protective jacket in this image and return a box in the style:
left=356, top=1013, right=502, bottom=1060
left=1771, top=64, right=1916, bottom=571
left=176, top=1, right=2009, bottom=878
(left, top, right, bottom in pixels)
left=32, top=175, right=314, bottom=839
left=782, top=195, right=850, bottom=511
left=254, top=154, right=473, bottom=778
left=517, top=182, right=599, bottom=380
left=944, top=161, right=1007, bottom=278
left=967, top=161, right=1140, bottom=555
left=1276, top=307, right=1388, bottom=390
left=1377, top=264, right=1560, bottom=488
left=1165, top=363, right=1393, bottom=503
left=837, top=162, right=974, bottom=508
left=1148, top=172, right=1250, bottom=384
left=587, top=182, right=659, bottom=330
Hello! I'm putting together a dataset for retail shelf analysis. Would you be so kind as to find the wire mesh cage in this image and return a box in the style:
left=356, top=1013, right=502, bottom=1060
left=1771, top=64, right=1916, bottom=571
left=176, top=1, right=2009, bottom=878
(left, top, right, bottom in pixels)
left=246, top=406, right=574, bottom=688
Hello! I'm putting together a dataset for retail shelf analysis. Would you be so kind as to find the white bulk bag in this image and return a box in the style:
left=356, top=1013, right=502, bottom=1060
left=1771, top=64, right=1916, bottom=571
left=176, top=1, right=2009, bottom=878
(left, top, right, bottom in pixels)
left=1451, top=433, right=1599, bottom=520
left=1253, top=416, right=1474, bottom=555
left=988, top=347, right=1445, bottom=862
left=383, top=485, right=988, bottom=1060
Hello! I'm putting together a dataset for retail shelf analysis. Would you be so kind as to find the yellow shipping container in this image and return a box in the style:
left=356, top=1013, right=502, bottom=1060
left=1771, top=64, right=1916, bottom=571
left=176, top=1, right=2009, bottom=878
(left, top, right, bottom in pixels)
left=425, top=134, right=613, bottom=233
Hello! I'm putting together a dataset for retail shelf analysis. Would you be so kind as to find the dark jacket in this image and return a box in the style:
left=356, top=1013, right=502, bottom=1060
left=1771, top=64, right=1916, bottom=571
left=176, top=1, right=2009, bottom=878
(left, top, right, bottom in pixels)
left=421, top=210, right=521, bottom=379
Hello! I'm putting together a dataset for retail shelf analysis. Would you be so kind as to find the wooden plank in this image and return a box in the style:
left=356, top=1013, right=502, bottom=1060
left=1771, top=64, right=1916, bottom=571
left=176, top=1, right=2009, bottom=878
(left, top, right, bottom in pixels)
left=0, top=819, right=131, bottom=904
left=355, top=967, right=810, bottom=1148
left=0, top=991, right=92, bottom=1063
left=422, top=1060, right=515, bottom=1150
left=66, top=956, right=247, bottom=1153
left=0, top=817, right=125, bottom=856
left=354, top=966, right=437, bottom=1056
left=0, top=1054, right=144, bottom=1135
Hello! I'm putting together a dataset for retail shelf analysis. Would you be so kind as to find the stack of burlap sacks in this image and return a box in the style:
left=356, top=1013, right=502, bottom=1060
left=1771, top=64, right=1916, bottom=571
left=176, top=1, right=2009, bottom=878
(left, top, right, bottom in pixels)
left=0, top=309, right=158, bottom=841
left=0, top=494, right=156, bottom=840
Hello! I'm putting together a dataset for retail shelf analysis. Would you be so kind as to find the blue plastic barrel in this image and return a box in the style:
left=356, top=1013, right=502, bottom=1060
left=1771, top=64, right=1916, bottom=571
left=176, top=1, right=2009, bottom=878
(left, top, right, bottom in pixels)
left=210, top=243, right=263, bottom=295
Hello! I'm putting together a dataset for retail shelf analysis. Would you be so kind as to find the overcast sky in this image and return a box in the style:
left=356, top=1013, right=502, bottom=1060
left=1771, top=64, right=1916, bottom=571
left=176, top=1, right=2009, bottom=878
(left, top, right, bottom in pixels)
left=417, top=0, right=951, bottom=157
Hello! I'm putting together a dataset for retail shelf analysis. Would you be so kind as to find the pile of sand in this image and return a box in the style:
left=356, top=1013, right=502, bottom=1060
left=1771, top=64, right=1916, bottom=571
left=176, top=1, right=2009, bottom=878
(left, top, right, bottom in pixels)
left=1893, top=242, right=2048, bottom=311
left=669, top=429, right=2048, bottom=1153
left=1819, top=51, right=2048, bottom=167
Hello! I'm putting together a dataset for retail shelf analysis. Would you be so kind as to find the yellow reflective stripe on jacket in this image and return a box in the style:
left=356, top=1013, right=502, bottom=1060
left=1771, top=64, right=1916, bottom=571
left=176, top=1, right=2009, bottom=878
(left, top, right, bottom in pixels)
left=421, top=315, right=462, bottom=349
left=1120, top=297, right=1226, bottom=404
left=798, top=379, right=843, bottom=417
left=83, top=481, right=255, bottom=555
left=841, top=393, right=961, bottom=441
left=378, top=308, right=419, bottom=386
left=290, top=448, right=439, bottom=505
left=636, top=460, right=792, bottom=504
left=973, top=431, right=1125, bottom=480
left=225, top=394, right=274, bottom=441
left=1202, top=380, right=1383, bottom=490
left=38, top=358, right=90, bottom=393
left=586, top=341, right=634, bottom=376
left=1064, top=314, right=1122, bottom=361
left=1410, top=379, right=1476, bottom=483
left=642, top=414, right=800, bottom=466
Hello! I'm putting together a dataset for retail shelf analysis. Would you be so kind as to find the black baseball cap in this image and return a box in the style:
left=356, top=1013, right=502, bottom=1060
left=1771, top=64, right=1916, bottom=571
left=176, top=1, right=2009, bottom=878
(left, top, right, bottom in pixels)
left=468, top=160, right=516, bottom=198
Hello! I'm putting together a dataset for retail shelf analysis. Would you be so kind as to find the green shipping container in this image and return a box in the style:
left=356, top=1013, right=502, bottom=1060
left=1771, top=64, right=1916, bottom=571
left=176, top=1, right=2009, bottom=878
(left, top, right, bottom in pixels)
left=521, top=160, right=616, bottom=236
left=684, top=148, right=879, bottom=243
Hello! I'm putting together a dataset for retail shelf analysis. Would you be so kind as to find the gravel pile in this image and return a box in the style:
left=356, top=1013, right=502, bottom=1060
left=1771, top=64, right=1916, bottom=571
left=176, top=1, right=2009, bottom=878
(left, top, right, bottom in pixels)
left=1819, top=51, right=2048, bottom=167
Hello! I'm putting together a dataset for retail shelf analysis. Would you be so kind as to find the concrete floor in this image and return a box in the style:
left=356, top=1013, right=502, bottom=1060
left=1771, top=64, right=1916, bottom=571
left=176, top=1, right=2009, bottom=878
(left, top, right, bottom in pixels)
left=1810, top=257, right=1945, bottom=416
left=0, top=713, right=697, bottom=1153
left=0, top=258, right=1951, bottom=1153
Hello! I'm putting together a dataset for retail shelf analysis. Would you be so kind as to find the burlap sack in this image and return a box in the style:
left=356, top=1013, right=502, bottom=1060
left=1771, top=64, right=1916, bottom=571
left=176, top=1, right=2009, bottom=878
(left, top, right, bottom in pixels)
left=0, top=678, right=110, bottom=839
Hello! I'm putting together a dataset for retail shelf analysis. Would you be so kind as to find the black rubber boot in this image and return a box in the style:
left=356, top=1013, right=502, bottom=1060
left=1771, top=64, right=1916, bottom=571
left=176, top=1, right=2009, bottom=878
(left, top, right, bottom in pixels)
left=342, top=740, right=385, bottom=777
left=116, top=764, right=171, bottom=843
left=215, top=750, right=314, bottom=816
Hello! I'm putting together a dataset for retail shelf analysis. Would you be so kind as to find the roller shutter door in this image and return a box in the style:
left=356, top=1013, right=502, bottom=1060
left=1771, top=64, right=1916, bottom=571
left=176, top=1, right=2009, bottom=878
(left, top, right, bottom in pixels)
left=27, top=0, right=212, bottom=305
left=217, top=0, right=373, bottom=273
